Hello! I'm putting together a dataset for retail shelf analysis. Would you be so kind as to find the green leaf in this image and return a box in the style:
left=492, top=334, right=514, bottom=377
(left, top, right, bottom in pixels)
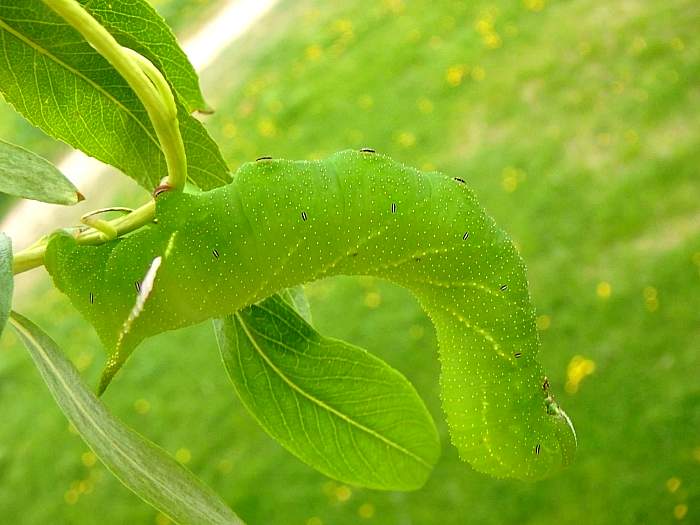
left=9, top=311, right=243, bottom=525
left=0, top=1, right=230, bottom=190
left=214, top=294, right=440, bottom=491
left=0, top=138, right=81, bottom=204
left=0, top=233, right=11, bottom=336
left=81, top=0, right=210, bottom=113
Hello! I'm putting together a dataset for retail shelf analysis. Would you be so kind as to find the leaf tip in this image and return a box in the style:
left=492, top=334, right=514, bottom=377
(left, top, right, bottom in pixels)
left=96, top=368, right=113, bottom=397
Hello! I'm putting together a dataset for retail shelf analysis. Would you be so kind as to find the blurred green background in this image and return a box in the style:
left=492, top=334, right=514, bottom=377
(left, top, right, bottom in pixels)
left=1, top=0, right=698, bottom=524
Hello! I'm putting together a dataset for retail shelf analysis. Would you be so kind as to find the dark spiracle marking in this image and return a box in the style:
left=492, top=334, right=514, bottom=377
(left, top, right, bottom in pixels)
left=301, top=211, right=308, bottom=221
left=135, top=281, right=142, bottom=293
left=542, top=377, right=550, bottom=392
left=514, top=352, right=522, bottom=358
left=535, top=443, right=541, bottom=455
left=454, top=177, right=466, bottom=184
left=391, top=203, right=397, bottom=213
left=415, top=257, right=421, bottom=262
left=463, top=232, right=470, bottom=240
left=351, top=252, right=358, bottom=257
left=212, top=249, right=220, bottom=259
left=256, top=156, right=273, bottom=161
left=500, top=284, right=508, bottom=291
left=89, top=292, right=94, bottom=304
left=360, top=148, right=376, bottom=153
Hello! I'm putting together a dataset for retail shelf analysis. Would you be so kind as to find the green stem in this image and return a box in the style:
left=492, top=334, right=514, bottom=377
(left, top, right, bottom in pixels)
left=14, top=1, right=189, bottom=274
left=43, top=0, right=187, bottom=190
left=13, top=201, right=156, bottom=275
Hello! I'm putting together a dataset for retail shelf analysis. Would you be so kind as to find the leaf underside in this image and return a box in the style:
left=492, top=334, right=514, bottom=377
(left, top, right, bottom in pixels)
left=10, top=311, right=242, bottom=525
left=0, top=138, right=80, bottom=204
left=0, top=232, right=11, bottom=336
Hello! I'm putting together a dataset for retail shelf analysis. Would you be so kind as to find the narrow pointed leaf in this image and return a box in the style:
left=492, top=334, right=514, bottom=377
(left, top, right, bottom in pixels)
left=0, top=1, right=230, bottom=190
left=10, top=311, right=243, bottom=525
left=0, top=233, right=11, bottom=336
left=0, top=138, right=81, bottom=204
left=214, top=294, right=440, bottom=491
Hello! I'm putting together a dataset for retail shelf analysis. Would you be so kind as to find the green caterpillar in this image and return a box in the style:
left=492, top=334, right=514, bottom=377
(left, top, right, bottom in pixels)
left=45, top=150, right=575, bottom=481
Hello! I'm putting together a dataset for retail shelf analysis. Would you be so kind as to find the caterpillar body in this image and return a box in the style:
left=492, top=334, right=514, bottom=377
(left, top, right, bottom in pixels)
left=46, top=150, right=575, bottom=480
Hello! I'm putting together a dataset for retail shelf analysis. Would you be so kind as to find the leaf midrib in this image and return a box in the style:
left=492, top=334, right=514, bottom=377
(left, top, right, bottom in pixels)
left=234, top=312, right=431, bottom=469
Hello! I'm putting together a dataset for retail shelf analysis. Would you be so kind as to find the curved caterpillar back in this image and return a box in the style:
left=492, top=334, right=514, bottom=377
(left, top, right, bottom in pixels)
left=46, top=150, right=575, bottom=480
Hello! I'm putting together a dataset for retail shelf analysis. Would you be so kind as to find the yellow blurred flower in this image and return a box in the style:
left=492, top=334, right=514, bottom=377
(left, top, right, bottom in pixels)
left=175, top=448, right=192, bottom=464
left=523, top=0, right=546, bottom=12
left=383, top=0, right=404, bottom=14
left=674, top=504, right=688, bottom=520
left=396, top=131, right=416, bottom=148
left=483, top=32, right=502, bottom=49
left=134, top=398, right=151, bottom=415
left=305, top=44, right=322, bottom=61
left=670, top=37, right=685, bottom=51
left=81, top=451, right=97, bottom=468
left=446, top=64, right=468, bottom=87
left=257, top=118, right=277, bottom=138
left=596, top=281, right=611, bottom=299
left=222, top=122, right=237, bottom=138
left=536, top=314, right=551, bottom=331
left=364, top=291, right=382, bottom=308
left=643, top=286, right=659, bottom=312
left=565, top=355, right=596, bottom=394
left=666, top=477, right=681, bottom=493
left=501, top=166, right=526, bottom=192
left=358, top=502, right=375, bottom=518
left=475, top=19, right=493, bottom=34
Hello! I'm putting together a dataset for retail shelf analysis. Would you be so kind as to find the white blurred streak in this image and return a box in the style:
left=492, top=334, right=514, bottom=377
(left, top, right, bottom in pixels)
left=120, top=255, right=163, bottom=340
left=183, top=0, right=277, bottom=71
left=1, top=0, right=278, bottom=251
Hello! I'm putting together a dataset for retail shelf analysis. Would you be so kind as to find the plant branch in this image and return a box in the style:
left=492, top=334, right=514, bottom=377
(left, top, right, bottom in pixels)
left=13, top=1, right=189, bottom=275
left=12, top=201, right=156, bottom=275
left=43, top=0, right=188, bottom=190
